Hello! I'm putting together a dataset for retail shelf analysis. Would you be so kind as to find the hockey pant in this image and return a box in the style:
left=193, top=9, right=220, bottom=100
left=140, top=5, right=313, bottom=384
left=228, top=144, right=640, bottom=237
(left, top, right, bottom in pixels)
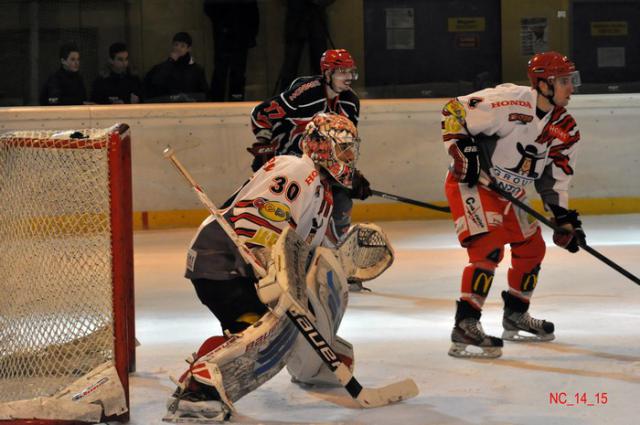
left=445, top=172, right=546, bottom=309
left=191, top=277, right=268, bottom=334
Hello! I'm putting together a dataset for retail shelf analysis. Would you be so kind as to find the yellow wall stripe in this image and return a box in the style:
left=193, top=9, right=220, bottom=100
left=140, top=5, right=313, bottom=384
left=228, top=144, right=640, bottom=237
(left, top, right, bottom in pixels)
left=132, top=197, right=640, bottom=230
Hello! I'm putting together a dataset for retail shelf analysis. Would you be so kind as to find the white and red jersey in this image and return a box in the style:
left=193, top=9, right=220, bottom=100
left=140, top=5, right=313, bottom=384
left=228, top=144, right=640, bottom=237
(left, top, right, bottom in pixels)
left=186, top=155, right=333, bottom=281
left=442, top=83, right=580, bottom=209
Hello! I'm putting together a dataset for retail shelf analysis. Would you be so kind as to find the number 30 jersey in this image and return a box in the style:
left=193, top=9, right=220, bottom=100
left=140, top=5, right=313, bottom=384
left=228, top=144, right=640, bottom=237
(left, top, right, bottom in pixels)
left=185, top=155, right=333, bottom=281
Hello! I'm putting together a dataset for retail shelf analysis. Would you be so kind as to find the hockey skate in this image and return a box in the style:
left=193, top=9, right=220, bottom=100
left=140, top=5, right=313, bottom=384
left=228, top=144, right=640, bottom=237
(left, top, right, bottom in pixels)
left=501, top=291, right=555, bottom=342
left=163, top=382, right=232, bottom=423
left=448, top=300, right=503, bottom=359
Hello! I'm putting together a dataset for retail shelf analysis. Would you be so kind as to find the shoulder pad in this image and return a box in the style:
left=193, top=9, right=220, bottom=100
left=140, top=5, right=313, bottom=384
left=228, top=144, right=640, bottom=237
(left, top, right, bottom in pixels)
left=286, top=77, right=322, bottom=103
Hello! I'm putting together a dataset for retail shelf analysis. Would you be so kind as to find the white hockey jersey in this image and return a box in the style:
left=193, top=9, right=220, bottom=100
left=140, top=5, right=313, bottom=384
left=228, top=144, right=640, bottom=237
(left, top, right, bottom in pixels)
left=186, top=155, right=333, bottom=281
left=442, top=83, right=580, bottom=209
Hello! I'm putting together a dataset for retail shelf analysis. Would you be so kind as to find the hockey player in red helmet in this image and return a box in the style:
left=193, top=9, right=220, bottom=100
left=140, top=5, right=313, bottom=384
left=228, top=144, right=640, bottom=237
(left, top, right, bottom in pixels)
left=440, top=51, right=584, bottom=358
left=527, top=51, right=580, bottom=107
left=320, top=48, right=359, bottom=95
left=248, top=48, right=360, bottom=170
left=248, top=48, right=371, bottom=292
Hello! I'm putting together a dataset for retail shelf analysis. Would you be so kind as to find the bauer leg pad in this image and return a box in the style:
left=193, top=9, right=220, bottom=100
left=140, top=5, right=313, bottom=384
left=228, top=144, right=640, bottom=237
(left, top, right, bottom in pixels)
left=287, top=246, right=352, bottom=387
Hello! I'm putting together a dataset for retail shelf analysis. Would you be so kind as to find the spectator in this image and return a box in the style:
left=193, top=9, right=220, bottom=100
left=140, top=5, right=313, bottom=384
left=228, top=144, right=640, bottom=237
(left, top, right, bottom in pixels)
left=143, top=32, right=208, bottom=102
left=277, top=0, right=335, bottom=92
left=40, top=42, right=87, bottom=105
left=204, top=0, right=259, bottom=101
left=91, top=42, right=142, bottom=104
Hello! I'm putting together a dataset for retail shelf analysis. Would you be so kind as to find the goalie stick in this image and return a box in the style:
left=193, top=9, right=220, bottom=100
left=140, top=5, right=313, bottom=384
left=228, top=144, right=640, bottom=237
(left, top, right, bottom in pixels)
left=163, top=146, right=419, bottom=407
left=445, top=102, right=640, bottom=286
left=371, top=189, right=451, bottom=213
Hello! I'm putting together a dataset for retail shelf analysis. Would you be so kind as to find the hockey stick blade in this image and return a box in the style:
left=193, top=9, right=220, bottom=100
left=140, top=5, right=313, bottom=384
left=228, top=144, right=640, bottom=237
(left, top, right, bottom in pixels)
left=356, top=379, right=420, bottom=408
left=371, top=189, right=451, bottom=213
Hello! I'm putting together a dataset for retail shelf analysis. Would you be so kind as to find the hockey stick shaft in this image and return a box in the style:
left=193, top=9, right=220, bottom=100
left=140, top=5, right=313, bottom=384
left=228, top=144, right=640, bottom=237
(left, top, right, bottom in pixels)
left=163, top=146, right=419, bottom=406
left=484, top=179, right=640, bottom=285
left=371, top=189, right=451, bottom=213
left=163, top=147, right=266, bottom=277
left=445, top=106, right=640, bottom=285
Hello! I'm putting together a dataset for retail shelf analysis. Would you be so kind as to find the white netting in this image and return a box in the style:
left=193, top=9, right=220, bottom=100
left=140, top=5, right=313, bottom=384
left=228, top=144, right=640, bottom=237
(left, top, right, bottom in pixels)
left=337, top=223, right=395, bottom=281
left=0, top=128, right=117, bottom=404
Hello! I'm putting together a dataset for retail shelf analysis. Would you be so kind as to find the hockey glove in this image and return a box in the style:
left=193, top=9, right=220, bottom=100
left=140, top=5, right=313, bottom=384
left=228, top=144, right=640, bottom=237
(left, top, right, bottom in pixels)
left=448, top=138, right=480, bottom=187
left=549, top=205, right=586, bottom=253
left=247, top=138, right=279, bottom=172
left=350, top=169, right=372, bottom=200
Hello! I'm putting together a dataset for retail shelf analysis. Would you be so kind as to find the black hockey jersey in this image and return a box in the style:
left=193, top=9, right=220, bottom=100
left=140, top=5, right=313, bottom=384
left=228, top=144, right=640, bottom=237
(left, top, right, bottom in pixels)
left=250, top=75, right=359, bottom=156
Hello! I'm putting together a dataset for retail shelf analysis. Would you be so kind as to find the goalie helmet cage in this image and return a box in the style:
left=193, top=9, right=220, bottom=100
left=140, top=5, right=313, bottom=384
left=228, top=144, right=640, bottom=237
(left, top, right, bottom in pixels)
left=0, top=124, right=134, bottom=424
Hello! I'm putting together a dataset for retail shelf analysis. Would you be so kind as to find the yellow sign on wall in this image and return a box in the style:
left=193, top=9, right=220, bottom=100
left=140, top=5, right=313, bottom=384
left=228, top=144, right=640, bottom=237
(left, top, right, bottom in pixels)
left=448, top=17, right=486, bottom=32
left=591, top=21, right=628, bottom=36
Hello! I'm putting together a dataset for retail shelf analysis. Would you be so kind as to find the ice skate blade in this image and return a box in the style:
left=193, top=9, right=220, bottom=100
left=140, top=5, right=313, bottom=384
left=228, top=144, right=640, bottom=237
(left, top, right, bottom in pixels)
left=448, top=342, right=502, bottom=359
left=502, top=329, right=555, bottom=342
left=163, top=397, right=231, bottom=423
left=163, top=411, right=231, bottom=424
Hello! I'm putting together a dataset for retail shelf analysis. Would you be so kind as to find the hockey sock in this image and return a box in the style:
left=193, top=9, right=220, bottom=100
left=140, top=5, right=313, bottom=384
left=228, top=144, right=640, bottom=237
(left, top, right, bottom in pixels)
left=508, top=228, right=545, bottom=300
left=460, top=262, right=496, bottom=310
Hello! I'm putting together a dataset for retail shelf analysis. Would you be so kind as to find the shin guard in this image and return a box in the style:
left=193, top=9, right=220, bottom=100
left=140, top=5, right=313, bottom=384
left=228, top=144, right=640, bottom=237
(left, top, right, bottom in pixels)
left=508, top=228, right=546, bottom=300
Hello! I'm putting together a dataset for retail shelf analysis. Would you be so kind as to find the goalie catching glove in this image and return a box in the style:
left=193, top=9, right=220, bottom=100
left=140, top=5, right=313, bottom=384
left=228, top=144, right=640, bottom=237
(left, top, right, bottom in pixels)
left=448, top=138, right=480, bottom=187
left=549, top=205, right=586, bottom=253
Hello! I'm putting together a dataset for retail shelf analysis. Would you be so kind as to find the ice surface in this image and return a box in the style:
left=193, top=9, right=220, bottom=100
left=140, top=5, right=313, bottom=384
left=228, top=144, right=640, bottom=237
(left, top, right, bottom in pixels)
left=126, top=215, right=640, bottom=425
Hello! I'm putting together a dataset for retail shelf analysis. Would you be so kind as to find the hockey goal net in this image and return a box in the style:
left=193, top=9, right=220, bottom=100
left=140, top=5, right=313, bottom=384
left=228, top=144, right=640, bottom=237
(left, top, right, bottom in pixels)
left=0, top=124, right=134, bottom=424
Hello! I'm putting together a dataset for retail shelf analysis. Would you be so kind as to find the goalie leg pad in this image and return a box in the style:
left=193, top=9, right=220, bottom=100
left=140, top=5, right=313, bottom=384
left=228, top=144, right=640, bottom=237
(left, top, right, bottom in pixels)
left=165, top=312, right=296, bottom=423
left=196, top=312, right=297, bottom=402
left=287, top=247, right=352, bottom=387
left=290, top=336, right=354, bottom=387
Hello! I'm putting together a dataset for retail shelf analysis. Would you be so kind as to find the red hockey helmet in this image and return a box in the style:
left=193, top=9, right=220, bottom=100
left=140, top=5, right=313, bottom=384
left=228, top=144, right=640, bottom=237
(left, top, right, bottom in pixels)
left=320, top=49, right=356, bottom=72
left=527, top=51, right=580, bottom=87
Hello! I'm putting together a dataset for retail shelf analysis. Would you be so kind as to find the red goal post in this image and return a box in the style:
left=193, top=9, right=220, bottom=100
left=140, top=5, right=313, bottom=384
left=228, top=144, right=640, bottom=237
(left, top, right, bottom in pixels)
left=0, top=124, right=134, bottom=424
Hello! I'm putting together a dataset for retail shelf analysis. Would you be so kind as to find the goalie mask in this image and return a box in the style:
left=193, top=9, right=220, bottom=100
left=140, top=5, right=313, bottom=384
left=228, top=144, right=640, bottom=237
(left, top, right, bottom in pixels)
left=301, top=112, right=360, bottom=188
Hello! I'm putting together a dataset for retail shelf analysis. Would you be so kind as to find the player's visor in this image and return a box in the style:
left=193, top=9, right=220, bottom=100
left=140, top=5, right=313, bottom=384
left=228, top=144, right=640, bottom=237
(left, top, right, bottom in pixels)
left=552, top=71, right=581, bottom=88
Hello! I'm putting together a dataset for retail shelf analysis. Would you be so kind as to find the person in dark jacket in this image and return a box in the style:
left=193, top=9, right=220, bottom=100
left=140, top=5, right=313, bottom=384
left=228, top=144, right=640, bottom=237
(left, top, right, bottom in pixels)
left=91, top=42, right=142, bottom=104
left=203, top=0, right=259, bottom=101
left=277, top=0, right=335, bottom=92
left=41, top=42, right=87, bottom=105
left=143, top=32, right=208, bottom=102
